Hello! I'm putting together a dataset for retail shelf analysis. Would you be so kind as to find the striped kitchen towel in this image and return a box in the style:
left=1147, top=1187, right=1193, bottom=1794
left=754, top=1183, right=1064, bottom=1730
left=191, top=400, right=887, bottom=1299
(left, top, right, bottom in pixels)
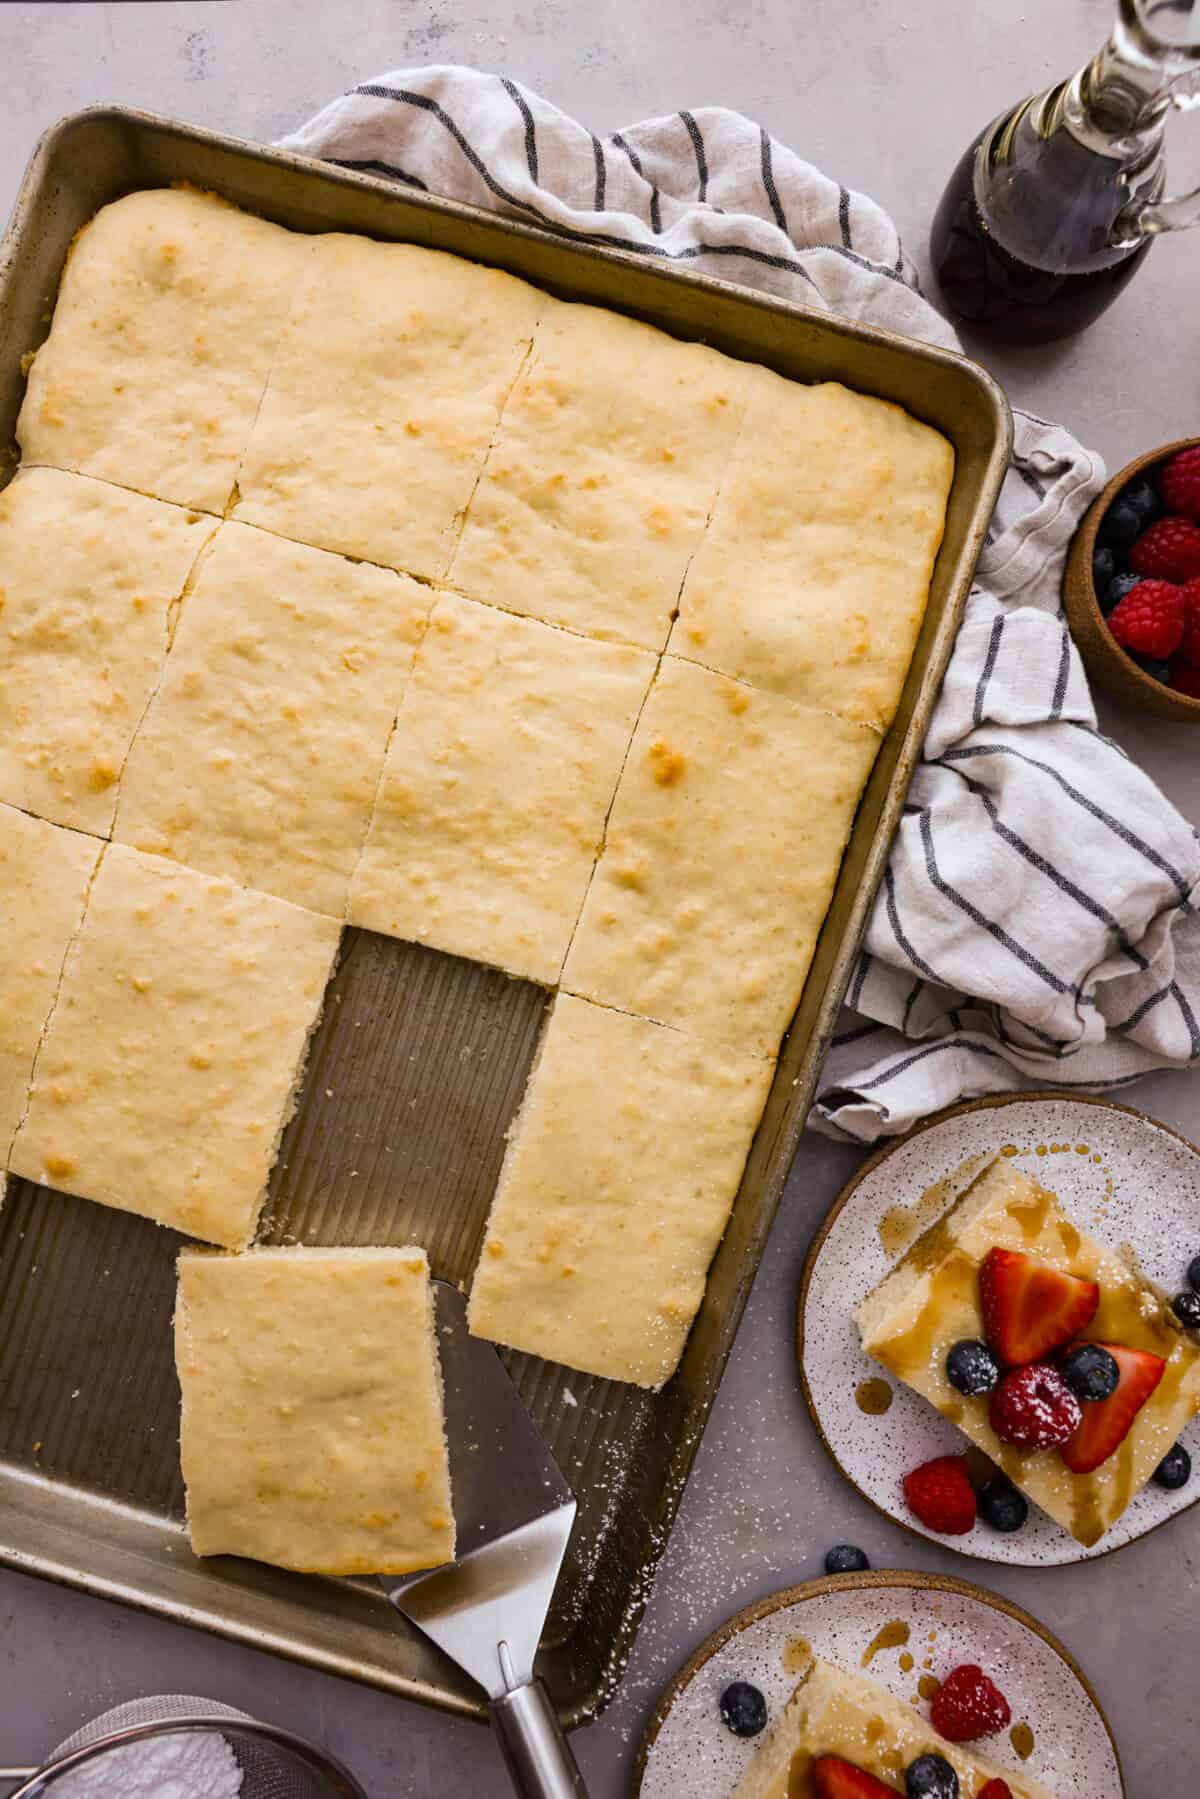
left=283, top=66, right=1200, bottom=1143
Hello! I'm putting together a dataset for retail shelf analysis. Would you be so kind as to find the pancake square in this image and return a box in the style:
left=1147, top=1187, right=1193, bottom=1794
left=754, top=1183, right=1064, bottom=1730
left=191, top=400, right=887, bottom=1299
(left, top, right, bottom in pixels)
left=10, top=844, right=340, bottom=1248
left=0, top=468, right=214, bottom=835
left=733, top=1653, right=1055, bottom=1799
left=857, top=1157, right=1200, bottom=1547
left=116, top=521, right=431, bottom=916
left=0, top=803, right=101, bottom=1159
left=234, top=233, right=543, bottom=578
left=562, top=656, right=879, bottom=1055
left=18, top=188, right=310, bottom=514
left=671, top=373, right=954, bottom=729
left=468, top=993, right=774, bottom=1387
left=349, top=592, right=654, bottom=984
left=450, top=300, right=745, bottom=648
left=176, top=1245, right=454, bottom=1575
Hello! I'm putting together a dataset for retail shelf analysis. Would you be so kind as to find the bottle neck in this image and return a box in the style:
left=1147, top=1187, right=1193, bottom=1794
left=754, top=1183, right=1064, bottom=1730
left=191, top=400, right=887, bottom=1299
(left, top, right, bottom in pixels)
left=1053, top=0, right=1200, bottom=160
left=1059, top=47, right=1168, bottom=160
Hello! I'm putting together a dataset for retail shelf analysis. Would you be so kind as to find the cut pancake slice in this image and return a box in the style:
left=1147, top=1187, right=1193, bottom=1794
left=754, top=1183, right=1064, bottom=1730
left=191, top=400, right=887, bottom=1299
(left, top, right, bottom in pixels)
left=0, top=468, right=214, bottom=836
left=671, top=371, right=954, bottom=730
left=856, top=1157, right=1200, bottom=1546
left=18, top=187, right=311, bottom=514
left=732, top=1653, right=1055, bottom=1798
left=10, top=844, right=340, bottom=1248
left=563, top=656, right=879, bottom=1056
left=468, top=992, right=773, bottom=1387
left=176, top=1245, right=454, bottom=1575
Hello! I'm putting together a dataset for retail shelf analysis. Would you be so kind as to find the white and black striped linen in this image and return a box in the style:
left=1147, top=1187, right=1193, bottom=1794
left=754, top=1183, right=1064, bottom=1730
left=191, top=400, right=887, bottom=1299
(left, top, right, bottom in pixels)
left=282, top=66, right=1200, bottom=1143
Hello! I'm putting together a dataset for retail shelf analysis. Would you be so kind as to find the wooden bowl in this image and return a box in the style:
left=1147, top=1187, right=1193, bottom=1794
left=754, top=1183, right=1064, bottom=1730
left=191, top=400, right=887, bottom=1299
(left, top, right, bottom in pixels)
left=1062, top=435, right=1200, bottom=721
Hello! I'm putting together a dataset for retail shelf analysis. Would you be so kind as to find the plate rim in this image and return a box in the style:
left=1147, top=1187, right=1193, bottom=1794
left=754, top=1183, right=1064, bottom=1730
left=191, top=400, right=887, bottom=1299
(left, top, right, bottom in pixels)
left=797, top=1090, right=1200, bottom=1566
left=632, top=1567, right=1125, bottom=1797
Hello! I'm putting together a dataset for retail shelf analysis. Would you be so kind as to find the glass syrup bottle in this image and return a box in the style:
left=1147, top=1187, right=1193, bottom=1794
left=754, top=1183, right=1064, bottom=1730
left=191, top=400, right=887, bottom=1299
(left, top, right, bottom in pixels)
left=931, top=0, right=1200, bottom=342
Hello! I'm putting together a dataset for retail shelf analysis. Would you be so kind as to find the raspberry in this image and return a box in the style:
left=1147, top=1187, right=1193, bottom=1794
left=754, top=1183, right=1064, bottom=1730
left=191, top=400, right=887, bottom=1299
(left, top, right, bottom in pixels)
left=1107, top=578, right=1185, bottom=658
left=1160, top=446, right=1200, bottom=524
left=930, top=1663, right=1012, bottom=1742
left=977, top=1784, right=1015, bottom=1799
left=989, top=1363, right=1081, bottom=1449
left=902, top=1454, right=976, bottom=1535
left=1176, top=578, right=1200, bottom=666
left=1128, top=516, right=1200, bottom=582
left=1173, top=664, right=1200, bottom=700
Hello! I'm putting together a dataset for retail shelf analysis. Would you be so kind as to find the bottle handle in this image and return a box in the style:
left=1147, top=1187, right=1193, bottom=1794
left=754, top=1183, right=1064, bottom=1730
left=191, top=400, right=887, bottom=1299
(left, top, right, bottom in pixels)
left=1113, top=82, right=1200, bottom=243
left=1115, top=183, right=1200, bottom=241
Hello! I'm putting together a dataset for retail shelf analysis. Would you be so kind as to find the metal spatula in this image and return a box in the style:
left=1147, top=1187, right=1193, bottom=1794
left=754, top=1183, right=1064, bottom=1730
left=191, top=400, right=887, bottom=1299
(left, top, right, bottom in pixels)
left=382, top=1282, right=588, bottom=1799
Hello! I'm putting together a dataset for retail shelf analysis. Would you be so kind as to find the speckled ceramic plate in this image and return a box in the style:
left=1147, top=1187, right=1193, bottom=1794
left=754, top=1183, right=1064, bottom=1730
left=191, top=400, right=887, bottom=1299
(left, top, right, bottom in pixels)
left=634, top=1571, right=1123, bottom=1797
left=799, top=1093, right=1200, bottom=1566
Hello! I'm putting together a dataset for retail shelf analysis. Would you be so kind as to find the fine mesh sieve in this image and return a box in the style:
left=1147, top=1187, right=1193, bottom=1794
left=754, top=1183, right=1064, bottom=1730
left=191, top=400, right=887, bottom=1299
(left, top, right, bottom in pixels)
left=0, top=1695, right=366, bottom=1799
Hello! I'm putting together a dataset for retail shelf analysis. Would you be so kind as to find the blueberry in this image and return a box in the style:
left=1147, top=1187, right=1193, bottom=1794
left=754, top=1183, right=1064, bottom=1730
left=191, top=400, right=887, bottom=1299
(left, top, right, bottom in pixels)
left=945, top=1338, right=1000, bottom=1396
left=1098, top=498, right=1142, bottom=549
left=719, top=1680, right=767, bottom=1737
left=1102, top=571, right=1143, bottom=616
left=1133, top=655, right=1172, bottom=685
left=978, top=1475, right=1029, bottom=1533
left=1153, top=1442, right=1192, bottom=1491
left=1187, top=1253, right=1200, bottom=1292
left=1173, top=1289, right=1200, bottom=1329
left=1121, top=475, right=1162, bottom=527
left=1092, top=545, right=1117, bottom=592
left=824, top=1543, right=870, bottom=1574
left=1062, top=1343, right=1121, bottom=1402
left=906, top=1752, right=960, bottom=1798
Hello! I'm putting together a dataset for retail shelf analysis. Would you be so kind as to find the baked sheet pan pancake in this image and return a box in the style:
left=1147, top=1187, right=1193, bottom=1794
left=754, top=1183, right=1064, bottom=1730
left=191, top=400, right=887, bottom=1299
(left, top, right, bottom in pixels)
left=0, top=107, right=1011, bottom=1724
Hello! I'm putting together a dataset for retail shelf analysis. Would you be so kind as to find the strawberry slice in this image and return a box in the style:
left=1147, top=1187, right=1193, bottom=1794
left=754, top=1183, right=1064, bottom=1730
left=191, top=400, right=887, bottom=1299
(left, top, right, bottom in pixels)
left=977, top=1783, right=1015, bottom=1799
left=812, top=1757, right=896, bottom=1798
left=1061, top=1342, right=1166, bottom=1473
left=979, top=1248, right=1099, bottom=1365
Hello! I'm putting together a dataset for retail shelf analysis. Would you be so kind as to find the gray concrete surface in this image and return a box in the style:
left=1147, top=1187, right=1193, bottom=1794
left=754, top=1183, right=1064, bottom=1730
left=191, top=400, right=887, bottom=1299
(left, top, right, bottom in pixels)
left=1, top=1, right=1198, bottom=1793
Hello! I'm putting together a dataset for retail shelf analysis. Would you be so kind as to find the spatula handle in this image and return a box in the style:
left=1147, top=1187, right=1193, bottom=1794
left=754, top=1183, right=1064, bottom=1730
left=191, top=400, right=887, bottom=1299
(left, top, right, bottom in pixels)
left=489, top=1679, right=589, bottom=1799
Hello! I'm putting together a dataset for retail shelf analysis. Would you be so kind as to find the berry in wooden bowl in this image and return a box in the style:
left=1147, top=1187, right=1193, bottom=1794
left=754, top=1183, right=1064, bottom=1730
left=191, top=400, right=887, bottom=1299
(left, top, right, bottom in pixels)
left=1063, top=437, right=1200, bottom=720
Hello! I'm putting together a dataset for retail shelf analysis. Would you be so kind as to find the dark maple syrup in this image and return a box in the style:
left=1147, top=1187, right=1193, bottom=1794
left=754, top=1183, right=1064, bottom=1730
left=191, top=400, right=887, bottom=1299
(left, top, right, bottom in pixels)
left=931, top=117, right=1152, bottom=344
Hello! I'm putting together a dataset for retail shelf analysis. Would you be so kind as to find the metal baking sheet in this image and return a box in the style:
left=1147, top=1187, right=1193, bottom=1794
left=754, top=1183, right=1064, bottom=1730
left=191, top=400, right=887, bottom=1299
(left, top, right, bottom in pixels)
left=0, top=106, right=1011, bottom=1727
